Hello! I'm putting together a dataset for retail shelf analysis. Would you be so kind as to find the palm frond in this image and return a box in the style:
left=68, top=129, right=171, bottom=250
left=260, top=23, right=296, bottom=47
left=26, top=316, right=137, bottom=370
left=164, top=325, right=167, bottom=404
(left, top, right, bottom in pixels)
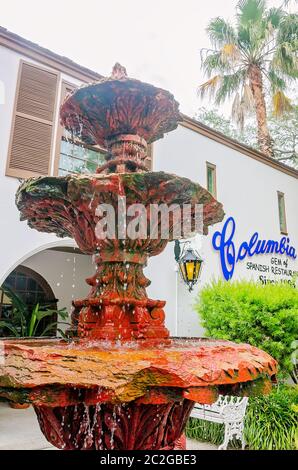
left=237, top=0, right=266, bottom=25
left=40, top=322, right=69, bottom=337
left=56, top=328, right=68, bottom=339
left=32, top=306, right=68, bottom=336
left=242, top=83, right=255, bottom=113
left=221, top=44, right=241, bottom=63
left=201, top=51, right=233, bottom=76
left=207, top=17, right=236, bottom=48
left=277, top=13, right=298, bottom=42
left=272, top=90, right=293, bottom=117
left=198, top=75, right=221, bottom=99
left=268, top=69, right=287, bottom=91
left=28, top=303, right=38, bottom=337
left=237, top=25, right=252, bottom=50
left=231, top=83, right=254, bottom=129
left=273, top=44, right=298, bottom=78
left=214, top=70, right=245, bottom=104
left=232, top=92, right=245, bottom=129
left=267, top=7, right=286, bottom=29
left=57, top=307, right=68, bottom=320
left=273, top=13, right=298, bottom=77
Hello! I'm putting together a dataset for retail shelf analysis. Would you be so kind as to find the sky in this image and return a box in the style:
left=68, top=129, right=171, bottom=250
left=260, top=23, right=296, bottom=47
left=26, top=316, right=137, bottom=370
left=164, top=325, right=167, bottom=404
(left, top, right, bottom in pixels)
left=0, top=0, right=290, bottom=116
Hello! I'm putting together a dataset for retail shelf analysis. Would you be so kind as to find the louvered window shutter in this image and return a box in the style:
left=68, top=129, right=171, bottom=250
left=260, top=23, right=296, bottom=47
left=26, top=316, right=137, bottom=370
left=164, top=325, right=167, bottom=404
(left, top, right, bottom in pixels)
left=6, top=61, right=59, bottom=178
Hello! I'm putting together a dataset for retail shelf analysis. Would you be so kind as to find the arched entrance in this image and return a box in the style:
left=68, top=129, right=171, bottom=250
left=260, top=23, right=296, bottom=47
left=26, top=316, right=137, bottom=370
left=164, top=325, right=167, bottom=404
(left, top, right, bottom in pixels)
left=0, top=265, right=58, bottom=337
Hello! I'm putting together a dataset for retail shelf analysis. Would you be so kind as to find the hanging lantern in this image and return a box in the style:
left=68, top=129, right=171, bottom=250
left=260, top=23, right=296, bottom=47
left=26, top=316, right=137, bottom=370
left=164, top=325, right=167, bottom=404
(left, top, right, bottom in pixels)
left=175, top=241, right=203, bottom=292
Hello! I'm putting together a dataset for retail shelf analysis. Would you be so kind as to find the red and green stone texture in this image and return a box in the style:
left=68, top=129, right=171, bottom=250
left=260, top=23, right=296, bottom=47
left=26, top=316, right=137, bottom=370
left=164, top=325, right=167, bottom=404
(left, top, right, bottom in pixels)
left=0, top=64, right=277, bottom=450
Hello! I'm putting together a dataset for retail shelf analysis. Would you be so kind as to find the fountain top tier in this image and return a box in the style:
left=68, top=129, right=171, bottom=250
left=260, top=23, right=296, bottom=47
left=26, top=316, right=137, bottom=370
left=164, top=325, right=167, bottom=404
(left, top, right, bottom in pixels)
left=60, top=63, right=181, bottom=174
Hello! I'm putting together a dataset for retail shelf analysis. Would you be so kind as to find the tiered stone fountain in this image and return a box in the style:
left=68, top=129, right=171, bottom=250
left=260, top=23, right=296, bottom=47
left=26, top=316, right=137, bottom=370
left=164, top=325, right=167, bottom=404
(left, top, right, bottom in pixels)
left=0, top=64, right=277, bottom=450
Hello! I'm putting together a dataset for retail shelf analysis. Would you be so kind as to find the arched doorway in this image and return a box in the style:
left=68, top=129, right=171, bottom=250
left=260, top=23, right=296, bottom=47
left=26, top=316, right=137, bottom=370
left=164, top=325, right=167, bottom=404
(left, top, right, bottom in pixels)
left=0, top=266, right=58, bottom=337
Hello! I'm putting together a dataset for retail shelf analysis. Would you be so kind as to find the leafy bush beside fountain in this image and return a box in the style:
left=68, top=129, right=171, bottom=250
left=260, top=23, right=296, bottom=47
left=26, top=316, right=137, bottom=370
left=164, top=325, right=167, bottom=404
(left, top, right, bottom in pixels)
left=195, top=280, right=298, bottom=381
left=186, top=383, right=298, bottom=450
left=244, top=384, right=298, bottom=450
left=190, top=280, right=298, bottom=449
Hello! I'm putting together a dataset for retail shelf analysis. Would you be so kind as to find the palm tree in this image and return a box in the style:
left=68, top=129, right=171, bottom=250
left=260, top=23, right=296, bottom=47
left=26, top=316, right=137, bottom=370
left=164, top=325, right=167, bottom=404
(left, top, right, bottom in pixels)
left=199, top=0, right=298, bottom=156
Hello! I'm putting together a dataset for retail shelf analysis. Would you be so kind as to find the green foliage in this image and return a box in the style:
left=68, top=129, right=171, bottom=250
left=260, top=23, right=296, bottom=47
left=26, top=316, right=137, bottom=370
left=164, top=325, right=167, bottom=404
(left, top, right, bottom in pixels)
left=199, top=0, right=298, bottom=151
left=245, top=384, right=298, bottom=449
left=267, top=106, right=298, bottom=167
left=195, top=105, right=298, bottom=168
left=186, top=417, right=224, bottom=445
left=195, top=107, right=257, bottom=146
left=195, top=280, right=298, bottom=381
left=186, top=384, right=298, bottom=450
left=0, top=285, right=68, bottom=338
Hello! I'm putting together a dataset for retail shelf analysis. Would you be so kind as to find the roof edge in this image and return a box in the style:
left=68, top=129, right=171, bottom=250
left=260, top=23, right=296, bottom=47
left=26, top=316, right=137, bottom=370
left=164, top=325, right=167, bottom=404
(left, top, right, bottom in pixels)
left=180, top=114, right=298, bottom=180
left=0, top=25, right=297, bottom=179
left=0, top=26, right=102, bottom=83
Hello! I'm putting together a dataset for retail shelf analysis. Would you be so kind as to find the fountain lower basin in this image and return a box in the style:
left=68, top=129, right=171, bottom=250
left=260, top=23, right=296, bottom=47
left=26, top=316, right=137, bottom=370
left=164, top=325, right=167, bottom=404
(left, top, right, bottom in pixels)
left=0, top=337, right=276, bottom=449
left=0, top=337, right=276, bottom=404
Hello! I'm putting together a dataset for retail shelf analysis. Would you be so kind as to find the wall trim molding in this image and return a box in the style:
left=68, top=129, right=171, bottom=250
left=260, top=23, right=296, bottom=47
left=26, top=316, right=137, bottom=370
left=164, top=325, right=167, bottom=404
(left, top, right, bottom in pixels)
left=180, top=114, right=298, bottom=180
left=0, top=26, right=102, bottom=83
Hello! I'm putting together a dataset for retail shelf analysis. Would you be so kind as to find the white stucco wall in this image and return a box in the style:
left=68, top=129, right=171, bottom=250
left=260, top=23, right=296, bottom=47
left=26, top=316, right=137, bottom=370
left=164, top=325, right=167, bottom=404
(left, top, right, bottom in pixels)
left=148, top=125, right=298, bottom=336
left=21, top=250, right=92, bottom=318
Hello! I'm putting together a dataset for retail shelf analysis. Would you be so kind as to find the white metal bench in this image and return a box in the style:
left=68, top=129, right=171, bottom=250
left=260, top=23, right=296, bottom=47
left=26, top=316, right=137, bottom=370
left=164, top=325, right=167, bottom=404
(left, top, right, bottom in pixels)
left=190, top=396, right=248, bottom=450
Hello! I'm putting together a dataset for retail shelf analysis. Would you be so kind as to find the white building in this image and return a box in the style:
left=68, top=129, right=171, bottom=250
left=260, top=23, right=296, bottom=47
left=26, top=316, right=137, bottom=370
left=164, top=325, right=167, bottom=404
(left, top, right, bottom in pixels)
left=0, top=27, right=297, bottom=337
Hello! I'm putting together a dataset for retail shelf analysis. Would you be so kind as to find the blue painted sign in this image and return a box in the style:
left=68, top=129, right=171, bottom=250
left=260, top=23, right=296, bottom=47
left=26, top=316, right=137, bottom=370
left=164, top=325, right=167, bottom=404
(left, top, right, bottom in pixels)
left=212, top=217, right=297, bottom=281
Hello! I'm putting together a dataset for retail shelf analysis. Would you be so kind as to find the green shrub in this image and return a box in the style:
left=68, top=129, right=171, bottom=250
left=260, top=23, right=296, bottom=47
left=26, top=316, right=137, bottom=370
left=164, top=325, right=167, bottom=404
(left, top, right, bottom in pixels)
left=195, top=280, right=298, bottom=380
left=244, top=384, right=298, bottom=450
left=186, top=385, right=298, bottom=450
left=186, top=417, right=224, bottom=445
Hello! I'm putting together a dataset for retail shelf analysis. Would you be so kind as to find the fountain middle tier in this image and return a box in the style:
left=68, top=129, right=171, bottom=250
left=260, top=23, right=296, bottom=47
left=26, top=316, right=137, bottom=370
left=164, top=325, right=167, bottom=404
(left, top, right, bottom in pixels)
left=16, top=171, right=225, bottom=254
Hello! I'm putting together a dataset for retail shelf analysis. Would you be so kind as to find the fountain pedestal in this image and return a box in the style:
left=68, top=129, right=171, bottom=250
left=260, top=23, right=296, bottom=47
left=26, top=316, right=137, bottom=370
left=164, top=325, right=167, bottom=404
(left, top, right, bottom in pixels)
left=35, top=400, right=193, bottom=450
left=73, top=252, right=169, bottom=342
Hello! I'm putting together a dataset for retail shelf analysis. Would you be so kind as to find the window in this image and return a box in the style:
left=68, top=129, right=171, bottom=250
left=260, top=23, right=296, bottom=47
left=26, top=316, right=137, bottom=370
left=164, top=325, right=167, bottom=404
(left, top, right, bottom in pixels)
left=58, top=135, right=106, bottom=176
left=206, top=162, right=216, bottom=197
left=146, top=143, right=153, bottom=170
left=277, top=191, right=287, bottom=234
left=6, top=61, right=59, bottom=178
left=54, top=82, right=106, bottom=176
